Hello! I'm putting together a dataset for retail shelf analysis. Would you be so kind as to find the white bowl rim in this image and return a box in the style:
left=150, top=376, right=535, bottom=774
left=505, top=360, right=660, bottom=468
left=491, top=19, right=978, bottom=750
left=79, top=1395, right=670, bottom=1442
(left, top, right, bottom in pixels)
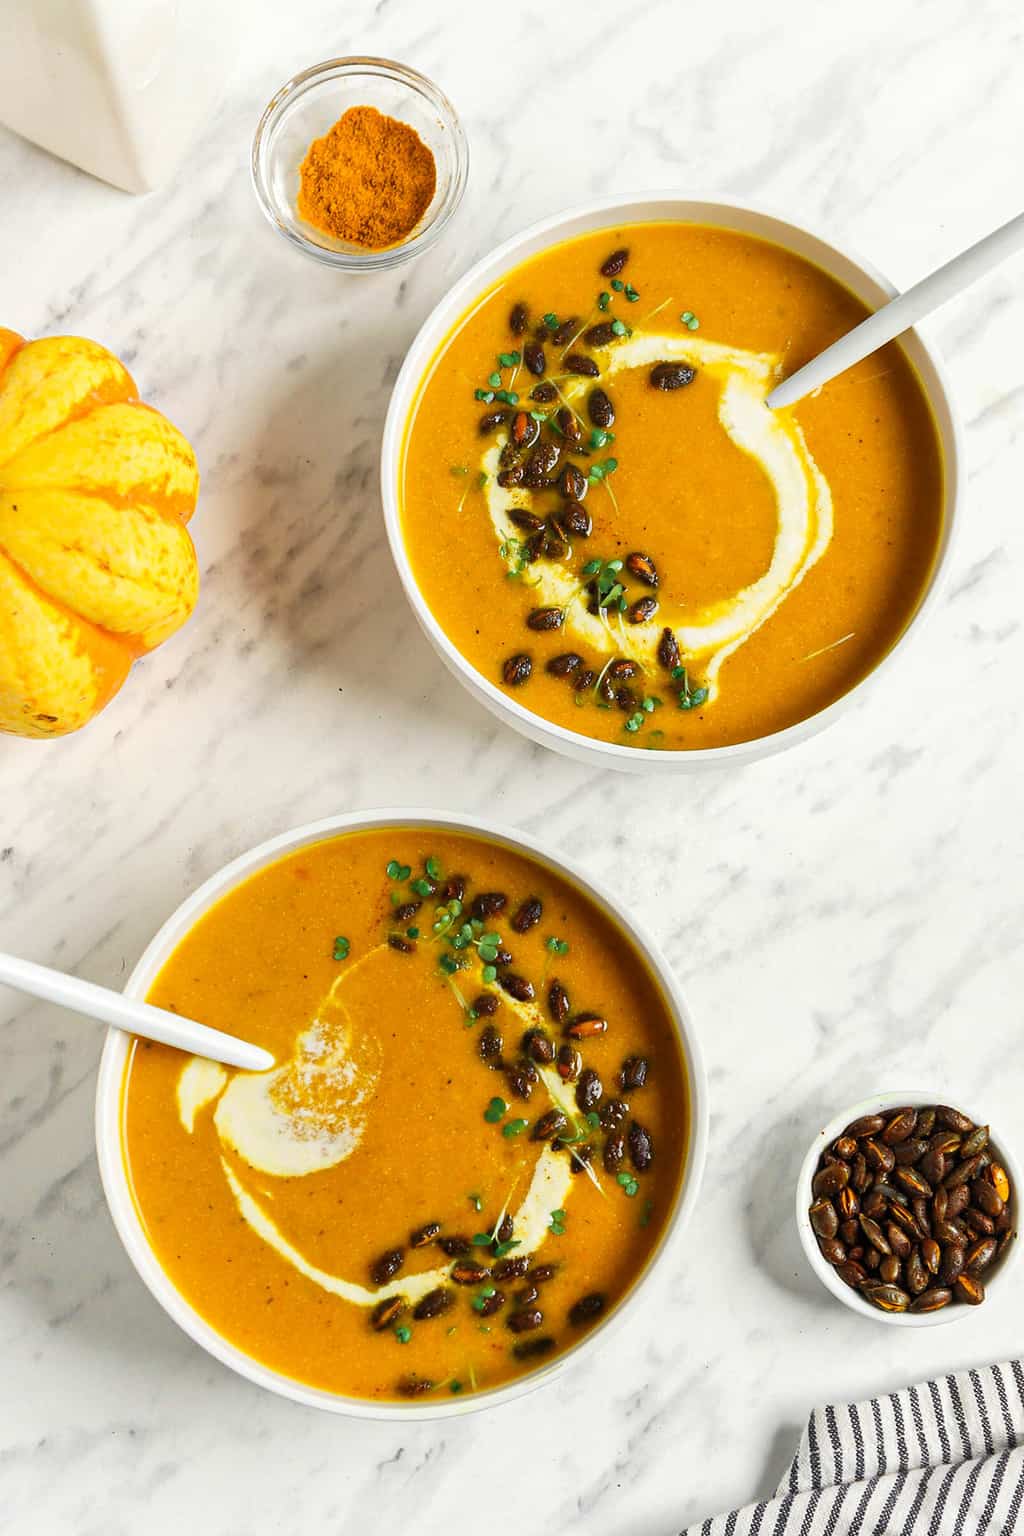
left=795, top=1088, right=1021, bottom=1326
left=380, top=189, right=965, bottom=772
left=95, top=806, right=709, bottom=1418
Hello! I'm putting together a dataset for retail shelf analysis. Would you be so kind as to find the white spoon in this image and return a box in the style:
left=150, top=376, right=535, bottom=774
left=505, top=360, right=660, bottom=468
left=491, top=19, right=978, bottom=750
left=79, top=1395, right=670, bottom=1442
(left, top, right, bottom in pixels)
left=0, top=950, right=274, bottom=1072
left=767, top=208, right=1024, bottom=409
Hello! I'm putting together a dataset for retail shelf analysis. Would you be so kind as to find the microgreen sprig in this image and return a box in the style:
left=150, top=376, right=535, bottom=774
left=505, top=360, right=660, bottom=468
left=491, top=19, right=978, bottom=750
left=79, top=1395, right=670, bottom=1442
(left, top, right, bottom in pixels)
left=332, top=935, right=350, bottom=961
left=580, top=556, right=627, bottom=613
left=484, top=1096, right=507, bottom=1124
left=624, top=696, right=663, bottom=735
left=672, top=665, right=709, bottom=710
left=588, top=457, right=619, bottom=486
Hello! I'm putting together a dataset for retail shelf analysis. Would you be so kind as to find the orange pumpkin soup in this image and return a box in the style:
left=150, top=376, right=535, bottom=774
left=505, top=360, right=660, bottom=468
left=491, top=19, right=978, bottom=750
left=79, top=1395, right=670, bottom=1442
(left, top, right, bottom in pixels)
left=121, top=828, right=688, bottom=1401
left=400, top=223, right=944, bottom=750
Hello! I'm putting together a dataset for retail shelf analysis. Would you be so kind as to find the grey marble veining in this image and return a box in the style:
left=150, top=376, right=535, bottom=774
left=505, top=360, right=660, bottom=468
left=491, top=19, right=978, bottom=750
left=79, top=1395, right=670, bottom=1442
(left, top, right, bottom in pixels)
left=2, top=0, right=1024, bottom=1530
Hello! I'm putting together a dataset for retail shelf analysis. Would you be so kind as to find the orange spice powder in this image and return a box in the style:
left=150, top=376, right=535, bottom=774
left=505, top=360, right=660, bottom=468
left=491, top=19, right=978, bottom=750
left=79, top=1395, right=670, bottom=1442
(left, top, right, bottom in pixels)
left=297, top=104, right=437, bottom=250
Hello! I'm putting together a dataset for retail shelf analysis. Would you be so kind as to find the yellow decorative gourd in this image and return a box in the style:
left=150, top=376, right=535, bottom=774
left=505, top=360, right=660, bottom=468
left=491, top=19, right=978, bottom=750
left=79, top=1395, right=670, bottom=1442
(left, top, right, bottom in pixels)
left=0, top=328, right=199, bottom=737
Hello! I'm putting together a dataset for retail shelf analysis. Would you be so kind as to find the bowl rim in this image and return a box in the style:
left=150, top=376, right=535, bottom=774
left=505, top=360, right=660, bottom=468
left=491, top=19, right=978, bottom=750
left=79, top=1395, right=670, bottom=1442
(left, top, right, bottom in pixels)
left=250, top=54, right=470, bottom=272
left=795, top=1088, right=1021, bottom=1326
left=95, top=807, right=709, bottom=1418
left=379, top=189, right=965, bottom=771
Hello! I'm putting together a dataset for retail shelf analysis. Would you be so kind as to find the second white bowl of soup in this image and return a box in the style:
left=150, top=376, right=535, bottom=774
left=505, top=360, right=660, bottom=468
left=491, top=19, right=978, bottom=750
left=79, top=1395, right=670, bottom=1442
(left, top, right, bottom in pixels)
left=96, top=809, right=707, bottom=1417
left=382, top=194, right=962, bottom=771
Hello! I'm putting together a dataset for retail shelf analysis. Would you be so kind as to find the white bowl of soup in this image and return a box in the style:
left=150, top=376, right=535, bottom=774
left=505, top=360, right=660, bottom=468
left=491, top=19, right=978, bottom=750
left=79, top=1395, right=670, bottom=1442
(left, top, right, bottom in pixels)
left=96, top=809, right=707, bottom=1417
left=381, top=194, right=961, bottom=771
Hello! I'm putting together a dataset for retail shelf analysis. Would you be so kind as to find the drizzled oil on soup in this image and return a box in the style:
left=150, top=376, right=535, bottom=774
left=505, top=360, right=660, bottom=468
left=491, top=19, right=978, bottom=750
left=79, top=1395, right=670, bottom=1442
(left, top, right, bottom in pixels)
left=400, top=223, right=944, bottom=750
left=121, top=829, right=688, bottom=1402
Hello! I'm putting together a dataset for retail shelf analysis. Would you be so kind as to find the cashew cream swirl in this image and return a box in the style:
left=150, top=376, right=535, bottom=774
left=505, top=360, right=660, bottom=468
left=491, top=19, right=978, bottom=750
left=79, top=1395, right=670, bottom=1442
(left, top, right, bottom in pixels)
left=484, top=332, right=833, bottom=700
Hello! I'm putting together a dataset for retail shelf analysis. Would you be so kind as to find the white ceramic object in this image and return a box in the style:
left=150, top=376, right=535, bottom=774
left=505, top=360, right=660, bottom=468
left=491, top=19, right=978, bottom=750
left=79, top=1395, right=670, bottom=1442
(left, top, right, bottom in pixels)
left=95, top=808, right=708, bottom=1418
left=0, top=0, right=238, bottom=192
left=769, top=207, right=1024, bottom=408
left=796, top=1090, right=1020, bottom=1327
left=380, top=193, right=964, bottom=774
left=0, top=951, right=272, bottom=1073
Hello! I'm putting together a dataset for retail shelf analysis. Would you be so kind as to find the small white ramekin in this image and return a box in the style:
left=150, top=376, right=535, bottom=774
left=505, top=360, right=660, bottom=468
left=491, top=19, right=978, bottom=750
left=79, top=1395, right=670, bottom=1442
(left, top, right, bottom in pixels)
left=380, top=192, right=964, bottom=773
left=796, top=1090, right=1020, bottom=1327
left=95, top=808, right=708, bottom=1417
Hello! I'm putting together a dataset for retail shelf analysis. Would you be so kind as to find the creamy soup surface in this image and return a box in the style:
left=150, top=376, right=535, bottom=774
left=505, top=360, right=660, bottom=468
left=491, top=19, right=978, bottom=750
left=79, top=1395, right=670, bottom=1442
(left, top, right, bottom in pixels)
left=400, top=223, right=944, bottom=750
left=122, top=829, right=688, bottom=1401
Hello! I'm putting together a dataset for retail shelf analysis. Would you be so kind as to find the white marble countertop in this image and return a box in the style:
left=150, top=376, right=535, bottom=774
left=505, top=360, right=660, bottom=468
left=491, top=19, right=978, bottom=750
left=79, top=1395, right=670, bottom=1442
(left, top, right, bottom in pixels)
left=3, top=0, right=1024, bottom=1530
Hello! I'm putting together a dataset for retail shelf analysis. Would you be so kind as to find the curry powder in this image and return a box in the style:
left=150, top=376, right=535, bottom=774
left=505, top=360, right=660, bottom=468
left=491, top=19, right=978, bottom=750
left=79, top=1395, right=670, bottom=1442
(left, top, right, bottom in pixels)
left=297, top=105, right=437, bottom=249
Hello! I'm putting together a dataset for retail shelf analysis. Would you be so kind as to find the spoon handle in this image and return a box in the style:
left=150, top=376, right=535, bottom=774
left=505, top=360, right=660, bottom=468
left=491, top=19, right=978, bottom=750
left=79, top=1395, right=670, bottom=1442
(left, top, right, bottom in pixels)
left=768, top=208, right=1024, bottom=409
left=0, top=950, right=274, bottom=1072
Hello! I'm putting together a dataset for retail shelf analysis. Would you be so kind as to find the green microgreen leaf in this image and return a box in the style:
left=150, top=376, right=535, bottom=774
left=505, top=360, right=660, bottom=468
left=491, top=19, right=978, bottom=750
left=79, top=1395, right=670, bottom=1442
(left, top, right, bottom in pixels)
left=395, top=1324, right=412, bottom=1343
left=611, top=279, right=624, bottom=292
left=639, top=1198, right=654, bottom=1228
left=589, top=427, right=614, bottom=449
left=468, top=1192, right=483, bottom=1212
left=474, top=388, right=495, bottom=403
left=542, top=312, right=559, bottom=329
left=450, top=1380, right=463, bottom=1394
left=484, top=1096, right=507, bottom=1124
left=440, top=954, right=461, bottom=975
left=471, top=1286, right=497, bottom=1311
left=425, top=855, right=442, bottom=880
left=585, top=1111, right=601, bottom=1129
left=587, top=457, right=619, bottom=486
left=411, top=877, right=432, bottom=898
left=544, top=935, right=569, bottom=955
left=406, top=926, right=420, bottom=939
left=598, top=290, right=611, bottom=310
left=476, top=470, right=488, bottom=490
left=610, top=319, right=628, bottom=336
left=492, top=1238, right=521, bottom=1259
left=502, top=1118, right=528, bottom=1138
left=386, top=860, right=401, bottom=879
left=488, top=371, right=502, bottom=388
left=680, top=310, right=700, bottom=330
left=472, top=1232, right=493, bottom=1247
left=581, top=558, right=602, bottom=576
left=674, top=666, right=709, bottom=710
left=617, top=1172, right=640, bottom=1197
left=529, top=409, right=547, bottom=422
left=498, top=351, right=521, bottom=367
left=482, top=964, right=497, bottom=984
left=548, top=1208, right=567, bottom=1236
left=332, top=935, right=350, bottom=961
left=625, top=713, right=644, bottom=733
left=624, top=283, right=640, bottom=302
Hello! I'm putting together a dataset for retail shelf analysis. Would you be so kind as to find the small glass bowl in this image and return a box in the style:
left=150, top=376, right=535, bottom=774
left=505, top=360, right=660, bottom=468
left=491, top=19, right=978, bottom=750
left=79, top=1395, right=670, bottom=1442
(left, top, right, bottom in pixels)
left=251, top=56, right=469, bottom=272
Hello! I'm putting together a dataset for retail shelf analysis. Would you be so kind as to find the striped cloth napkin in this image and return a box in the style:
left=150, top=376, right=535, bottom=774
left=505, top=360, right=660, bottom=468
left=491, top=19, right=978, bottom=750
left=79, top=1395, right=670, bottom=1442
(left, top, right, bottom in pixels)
left=684, top=1361, right=1024, bottom=1535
